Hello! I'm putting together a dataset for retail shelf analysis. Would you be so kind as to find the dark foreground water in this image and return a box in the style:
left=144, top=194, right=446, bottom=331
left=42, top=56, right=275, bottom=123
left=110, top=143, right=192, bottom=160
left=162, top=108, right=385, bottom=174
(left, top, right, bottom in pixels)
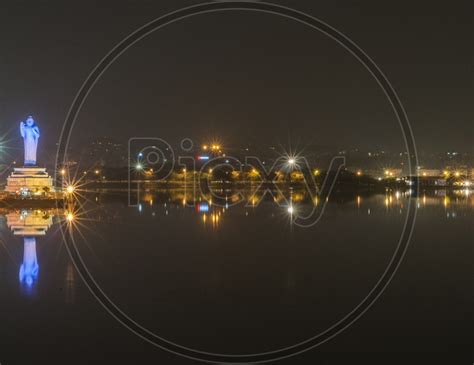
left=0, top=189, right=471, bottom=364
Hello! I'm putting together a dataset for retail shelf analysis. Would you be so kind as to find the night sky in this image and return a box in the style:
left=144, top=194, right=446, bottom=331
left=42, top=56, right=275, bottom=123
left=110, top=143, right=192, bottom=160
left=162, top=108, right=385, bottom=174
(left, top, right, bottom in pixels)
left=1, top=1, right=472, bottom=159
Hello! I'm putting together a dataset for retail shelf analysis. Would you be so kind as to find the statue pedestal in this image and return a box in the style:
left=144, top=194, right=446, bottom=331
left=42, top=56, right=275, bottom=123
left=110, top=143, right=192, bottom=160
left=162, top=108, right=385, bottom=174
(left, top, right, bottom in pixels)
left=5, top=167, right=55, bottom=197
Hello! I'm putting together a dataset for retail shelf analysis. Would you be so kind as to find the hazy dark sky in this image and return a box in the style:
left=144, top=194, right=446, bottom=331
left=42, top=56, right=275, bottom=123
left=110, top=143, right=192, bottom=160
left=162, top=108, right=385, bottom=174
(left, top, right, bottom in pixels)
left=1, top=0, right=472, bottom=159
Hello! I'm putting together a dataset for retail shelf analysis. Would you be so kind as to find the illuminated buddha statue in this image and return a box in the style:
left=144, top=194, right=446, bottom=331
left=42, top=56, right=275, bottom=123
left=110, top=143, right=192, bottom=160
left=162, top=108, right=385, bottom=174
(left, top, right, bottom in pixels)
left=20, top=115, right=40, bottom=166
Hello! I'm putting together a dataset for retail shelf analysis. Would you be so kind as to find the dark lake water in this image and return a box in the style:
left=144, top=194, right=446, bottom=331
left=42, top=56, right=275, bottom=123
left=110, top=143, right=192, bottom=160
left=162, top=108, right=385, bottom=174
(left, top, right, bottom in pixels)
left=0, top=188, right=471, bottom=364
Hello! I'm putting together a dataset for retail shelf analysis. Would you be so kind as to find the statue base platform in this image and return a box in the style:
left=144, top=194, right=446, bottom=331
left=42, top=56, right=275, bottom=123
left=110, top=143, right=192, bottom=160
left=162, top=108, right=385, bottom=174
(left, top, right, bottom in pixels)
left=5, top=167, right=56, bottom=197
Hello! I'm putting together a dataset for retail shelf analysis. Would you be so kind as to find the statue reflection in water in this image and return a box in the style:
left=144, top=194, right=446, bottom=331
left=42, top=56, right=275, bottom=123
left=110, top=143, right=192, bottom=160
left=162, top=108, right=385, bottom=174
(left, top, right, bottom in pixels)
left=6, top=210, right=53, bottom=295
left=19, top=236, right=39, bottom=288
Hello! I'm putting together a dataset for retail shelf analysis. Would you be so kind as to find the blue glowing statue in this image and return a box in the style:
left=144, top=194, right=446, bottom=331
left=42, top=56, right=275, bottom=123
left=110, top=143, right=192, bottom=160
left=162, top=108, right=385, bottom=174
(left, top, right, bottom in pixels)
left=20, top=115, right=40, bottom=166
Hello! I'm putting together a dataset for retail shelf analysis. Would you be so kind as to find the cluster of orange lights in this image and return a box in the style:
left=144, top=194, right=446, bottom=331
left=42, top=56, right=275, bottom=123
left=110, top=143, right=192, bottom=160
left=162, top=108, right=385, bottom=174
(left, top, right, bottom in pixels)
left=443, top=170, right=462, bottom=177
left=202, top=144, right=221, bottom=151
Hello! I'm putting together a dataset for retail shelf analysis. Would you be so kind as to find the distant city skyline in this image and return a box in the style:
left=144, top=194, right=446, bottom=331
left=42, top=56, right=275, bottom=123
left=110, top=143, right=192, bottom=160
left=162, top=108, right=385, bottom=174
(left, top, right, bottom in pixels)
left=1, top=132, right=472, bottom=171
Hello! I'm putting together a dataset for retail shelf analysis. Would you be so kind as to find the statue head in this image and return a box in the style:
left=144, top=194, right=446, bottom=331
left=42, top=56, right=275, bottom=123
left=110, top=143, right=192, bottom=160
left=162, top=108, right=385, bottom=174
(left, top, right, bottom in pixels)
left=25, top=116, right=35, bottom=127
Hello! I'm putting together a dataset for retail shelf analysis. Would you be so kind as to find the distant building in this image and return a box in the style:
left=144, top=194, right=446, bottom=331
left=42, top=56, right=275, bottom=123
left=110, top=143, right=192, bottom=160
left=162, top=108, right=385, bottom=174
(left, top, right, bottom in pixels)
left=364, top=168, right=403, bottom=179
left=82, top=137, right=126, bottom=168
left=417, top=168, right=442, bottom=177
